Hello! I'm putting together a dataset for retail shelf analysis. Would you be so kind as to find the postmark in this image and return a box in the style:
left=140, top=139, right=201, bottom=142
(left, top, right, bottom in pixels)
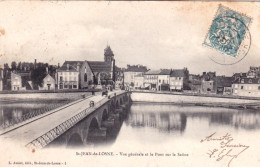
left=203, top=5, right=252, bottom=65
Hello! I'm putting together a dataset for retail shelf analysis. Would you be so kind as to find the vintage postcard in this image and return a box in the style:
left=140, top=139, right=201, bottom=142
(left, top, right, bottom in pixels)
left=0, top=1, right=260, bottom=167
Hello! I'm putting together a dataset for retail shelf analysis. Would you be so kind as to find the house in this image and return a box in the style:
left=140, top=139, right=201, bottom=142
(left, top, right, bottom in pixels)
left=247, top=66, right=260, bottom=78
left=0, top=68, right=3, bottom=91
left=215, top=76, right=233, bottom=95
left=144, top=69, right=171, bottom=91
left=11, top=72, right=26, bottom=91
left=157, top=69, right=171, bottom=91
left=134, top=74, right=144, bottom=89
left=123, top=64, right=148, bottom=88
left=233, top=72, right=247, bottom=80
left=232, top=78, right=260, bottom=97
left=39, top=68, right=56, bottom=91
left=188, top=74, right=202, bottom=92
left=201, top=72, right=216, bottom=93
left=144, top=70, right=160, bottom=90
left=170, top=68, right=189, bottom=91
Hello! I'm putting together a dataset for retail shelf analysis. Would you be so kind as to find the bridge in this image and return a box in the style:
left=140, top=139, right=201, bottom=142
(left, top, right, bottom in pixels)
left=0, top=90, right=131, bottom=149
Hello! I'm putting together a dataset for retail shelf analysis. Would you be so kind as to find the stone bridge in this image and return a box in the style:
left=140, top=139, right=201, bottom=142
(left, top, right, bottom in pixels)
left=42, top=91, right=131, bottom=148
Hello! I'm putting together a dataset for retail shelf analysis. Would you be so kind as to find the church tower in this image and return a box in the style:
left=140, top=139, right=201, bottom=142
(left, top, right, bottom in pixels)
left=104, top=45, right=114, bottom=63
left=104, top=45, right=116, bottom=82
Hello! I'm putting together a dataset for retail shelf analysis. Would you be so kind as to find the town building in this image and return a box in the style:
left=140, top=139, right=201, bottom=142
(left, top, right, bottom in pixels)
left=11, top=72, right=25, bottom=91
left=215, top=76, right=233, bottom=95
left=124, top=64, right=148, bottom=88
left=170, top=68, right=189, bottom=91
left=57, top=62, right=81, bottom=90
left=188, top=74, right=202, bottom=92
left=232, top=78, right=260, bottom=97
left=144, top=70, right=160, bottom=90
left=39, top=68, right=56, bottom=90
left=144, top=69, right=171, bottom=91
left=157, top=69, right=171, bottom=91
left=134, top=74, right=144, bottom=89
left=201, top=72, right=216, bottom=93
left=57, top=46, right=115, bottom=90
left=247, top=66, right=260, bottom=78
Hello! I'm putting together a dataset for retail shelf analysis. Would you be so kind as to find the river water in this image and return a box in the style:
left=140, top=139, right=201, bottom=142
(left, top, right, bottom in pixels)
left=1, top=100, right=260, bottom=167
left=86, top=103, right=260, bottom=167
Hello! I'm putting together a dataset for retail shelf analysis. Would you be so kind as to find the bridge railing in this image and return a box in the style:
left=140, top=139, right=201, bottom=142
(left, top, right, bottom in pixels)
left=26, top=96, right=109, bottom=149
left=1, top=97, right=82, bottom=130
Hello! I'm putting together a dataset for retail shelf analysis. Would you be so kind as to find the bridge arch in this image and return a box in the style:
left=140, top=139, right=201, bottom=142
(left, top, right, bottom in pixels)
left=86, top=117, right=100, bottom=144
left=67, top=133, right=83, bottom=147
left=89, top=117, right=99, bottom=129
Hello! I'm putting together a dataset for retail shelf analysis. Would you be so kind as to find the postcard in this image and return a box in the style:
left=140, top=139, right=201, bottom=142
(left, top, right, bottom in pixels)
left=0, top=1, right=260, bottom=167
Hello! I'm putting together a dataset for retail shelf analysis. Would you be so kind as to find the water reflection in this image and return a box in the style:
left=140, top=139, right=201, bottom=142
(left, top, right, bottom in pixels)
left=126, top=112, right=187, bottom=133
left=126, top=103, right=260, bottom=133
left=0, top=99, right=71, bottom=127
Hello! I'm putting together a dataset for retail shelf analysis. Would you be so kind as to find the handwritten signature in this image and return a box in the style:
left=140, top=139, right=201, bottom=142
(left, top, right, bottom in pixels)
left=200, top=132, right=249, bottom=167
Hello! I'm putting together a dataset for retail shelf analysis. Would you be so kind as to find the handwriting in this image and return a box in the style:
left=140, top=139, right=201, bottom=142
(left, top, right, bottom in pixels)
left=201, top=132, right=249, bottom=167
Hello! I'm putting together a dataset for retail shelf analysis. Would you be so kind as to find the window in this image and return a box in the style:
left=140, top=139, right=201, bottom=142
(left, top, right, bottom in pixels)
left=73, top=85, right=77, bottom=89
left=64, top=85, right=68, bottom=89
left=258, top=86, right=260, bottom=90
left=179, top=77, right=181, bottom=80
left=60, top=76, right=63, bottom=82
left=84, top=73, right=87, bottom=82
left=249, top=79, right=252, bottom=83
left=159, top=80, right=161, bottom=83
left=241, top=86, right=244, bottom=89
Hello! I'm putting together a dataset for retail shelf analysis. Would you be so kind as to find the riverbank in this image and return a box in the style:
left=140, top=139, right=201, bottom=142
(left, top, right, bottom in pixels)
left=131, top=90, right=260, bottom=100
left=131, top=91, right=260, bottom=111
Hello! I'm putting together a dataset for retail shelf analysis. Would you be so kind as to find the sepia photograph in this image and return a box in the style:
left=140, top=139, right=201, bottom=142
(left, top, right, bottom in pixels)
left=0, top=1, right=260, bottom=167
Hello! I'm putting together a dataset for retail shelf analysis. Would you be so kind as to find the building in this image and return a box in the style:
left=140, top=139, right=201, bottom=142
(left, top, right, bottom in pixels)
left=144, top=69, right=171, bottom=91
left=57, top=62, right=81, bottom=90
left=215, top=76, right=233, bottom=95
left=0, top=68, right=3, bottom=91
left=57, top=46, right=115, bottom=90
left=39, top=68, right=56, bottom=91
left=157, top=69, right=171, bottom=91
left=87, top=46, right=116, bottom=86
left=11, top=72, right=26, bottom=91
left=201, top=72, right=216, bottom=93
left=144, top=70, right=160, bottom=90
left=247, top=66, right=260, bottom=78
left=188, top=74, right=202, bottom=92
left=134, top=74, right=144, bottom=89
left=170, top=68, right=189, bottom=91
left=232, top=78, right=260, bottom=97
left=124, top=64, right=148, bottom=88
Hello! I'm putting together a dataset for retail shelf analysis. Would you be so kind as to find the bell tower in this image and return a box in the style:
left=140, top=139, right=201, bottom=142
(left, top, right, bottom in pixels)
left=104, top=45, right=114, bottom=63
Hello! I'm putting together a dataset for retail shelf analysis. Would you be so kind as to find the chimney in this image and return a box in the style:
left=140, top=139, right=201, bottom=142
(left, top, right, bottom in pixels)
left=58, top=63, right=60, bottom=68
left=67, top=63, right=69, bottom=71
left=77, top=63, right=80, bottom=71
left=46, top=67, right=49, bottom=74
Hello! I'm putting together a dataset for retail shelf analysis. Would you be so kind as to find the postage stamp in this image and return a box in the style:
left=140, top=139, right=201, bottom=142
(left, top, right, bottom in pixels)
left=203, top=5, right=252, bottom=65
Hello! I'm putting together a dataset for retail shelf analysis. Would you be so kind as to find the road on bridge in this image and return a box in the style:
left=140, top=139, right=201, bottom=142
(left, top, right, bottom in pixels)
left=0, top=90, right=125, bottom=147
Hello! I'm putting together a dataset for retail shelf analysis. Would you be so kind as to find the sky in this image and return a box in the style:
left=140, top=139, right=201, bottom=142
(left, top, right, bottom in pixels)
left=0, top=1, right=260, bottom=76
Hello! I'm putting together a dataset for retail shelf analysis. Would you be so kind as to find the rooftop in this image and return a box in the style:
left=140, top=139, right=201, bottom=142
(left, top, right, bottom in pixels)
left=87, top=61, right=111, bottom=73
